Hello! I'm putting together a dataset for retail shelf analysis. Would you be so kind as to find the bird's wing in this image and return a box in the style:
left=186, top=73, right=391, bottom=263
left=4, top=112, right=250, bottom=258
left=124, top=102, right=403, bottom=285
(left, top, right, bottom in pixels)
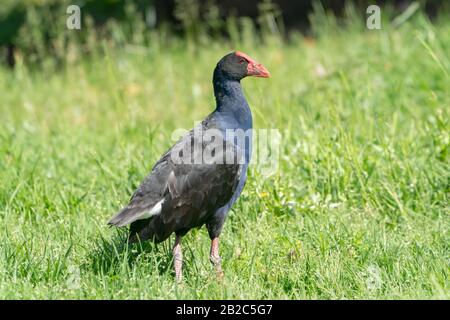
left=108, top=120, right=242, bottom=228
left=160, top=160, right=242, bottom=228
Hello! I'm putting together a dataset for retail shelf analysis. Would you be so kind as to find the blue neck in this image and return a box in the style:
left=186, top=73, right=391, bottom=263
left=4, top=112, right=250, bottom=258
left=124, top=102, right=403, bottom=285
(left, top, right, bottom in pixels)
left=213, top=70, right=253, bottom=130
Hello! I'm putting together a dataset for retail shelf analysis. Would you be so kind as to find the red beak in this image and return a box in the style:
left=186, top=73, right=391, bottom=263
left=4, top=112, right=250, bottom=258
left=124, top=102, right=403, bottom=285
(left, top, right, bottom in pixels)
left=235, top=51, right=271, bottom=78
left=247, top=62, right=271, bottom=78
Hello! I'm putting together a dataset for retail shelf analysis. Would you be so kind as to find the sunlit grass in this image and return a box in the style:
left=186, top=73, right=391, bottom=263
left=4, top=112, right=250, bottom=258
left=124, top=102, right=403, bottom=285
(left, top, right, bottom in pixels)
left=0, top=11, right=448, bottom=299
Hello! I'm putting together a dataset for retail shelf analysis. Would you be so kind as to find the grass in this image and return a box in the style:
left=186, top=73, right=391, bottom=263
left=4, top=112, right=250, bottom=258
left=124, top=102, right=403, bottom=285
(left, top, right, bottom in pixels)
left=0, top=10, right=449, bottom=299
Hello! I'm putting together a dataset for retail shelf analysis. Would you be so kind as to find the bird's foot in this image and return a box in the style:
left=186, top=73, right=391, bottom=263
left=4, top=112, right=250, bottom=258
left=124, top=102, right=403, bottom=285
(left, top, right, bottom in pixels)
left=173, top=236, right=183, bottom=283
left=174, top=256, right=183, bottom=283
left=210, top=255, right=224, bottom=280
left=215, top=268, right=224, bottom=280
left=174, top=267, right=182, bottom=283
left=210, top=237, right=224, bottom=280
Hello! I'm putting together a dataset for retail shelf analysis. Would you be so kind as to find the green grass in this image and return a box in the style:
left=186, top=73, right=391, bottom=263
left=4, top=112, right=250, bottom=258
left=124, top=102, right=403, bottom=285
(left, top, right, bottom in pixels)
left=0, top=11, right=449, bottom=299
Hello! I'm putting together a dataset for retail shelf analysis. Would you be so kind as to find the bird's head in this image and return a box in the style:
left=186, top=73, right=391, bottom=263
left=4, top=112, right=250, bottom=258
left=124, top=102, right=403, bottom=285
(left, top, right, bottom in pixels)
left=215, top=51, right=271, bottom=81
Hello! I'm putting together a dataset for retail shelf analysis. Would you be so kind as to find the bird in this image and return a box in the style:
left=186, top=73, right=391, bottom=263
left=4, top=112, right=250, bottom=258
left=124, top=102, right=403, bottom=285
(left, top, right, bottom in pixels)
left=107, top=51, right=270, bottom=281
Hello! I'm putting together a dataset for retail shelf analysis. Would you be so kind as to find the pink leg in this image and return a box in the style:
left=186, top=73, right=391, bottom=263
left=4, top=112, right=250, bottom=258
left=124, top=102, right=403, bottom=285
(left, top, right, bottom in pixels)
left=173, top=235, right=183, bottom=282
left=210, top=237, right=224, bottom=278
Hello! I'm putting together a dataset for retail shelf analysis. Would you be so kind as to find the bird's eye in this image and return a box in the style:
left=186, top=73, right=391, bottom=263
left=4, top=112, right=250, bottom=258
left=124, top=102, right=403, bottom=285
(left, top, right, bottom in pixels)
left=238, top=58, right=246, bottom=64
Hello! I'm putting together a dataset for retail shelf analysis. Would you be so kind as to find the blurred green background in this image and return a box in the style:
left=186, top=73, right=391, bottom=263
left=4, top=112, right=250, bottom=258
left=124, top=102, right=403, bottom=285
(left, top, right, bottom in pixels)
left=0, top=0, right=448, bottom=67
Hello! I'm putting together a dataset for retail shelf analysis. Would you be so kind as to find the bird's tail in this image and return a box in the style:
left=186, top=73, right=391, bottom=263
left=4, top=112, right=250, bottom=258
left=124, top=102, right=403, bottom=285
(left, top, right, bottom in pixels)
left=107, top=206, right=146, bottom=227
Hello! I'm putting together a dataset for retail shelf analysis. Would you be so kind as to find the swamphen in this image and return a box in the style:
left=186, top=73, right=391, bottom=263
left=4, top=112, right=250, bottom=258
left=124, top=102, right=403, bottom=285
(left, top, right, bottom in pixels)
left=108, top=51, right=270, bottom=281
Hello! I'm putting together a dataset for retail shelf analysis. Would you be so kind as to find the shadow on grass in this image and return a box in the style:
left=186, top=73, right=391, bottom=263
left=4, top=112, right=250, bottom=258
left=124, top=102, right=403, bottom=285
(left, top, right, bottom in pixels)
left=82, top=229, right=174, bottom=278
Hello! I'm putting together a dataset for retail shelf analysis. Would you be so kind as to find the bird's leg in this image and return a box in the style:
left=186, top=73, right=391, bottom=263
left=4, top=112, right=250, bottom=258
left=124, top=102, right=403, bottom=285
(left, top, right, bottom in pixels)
left=210, top=237, right=224, bottom=278
left=173, top=235, right=183, bottom=283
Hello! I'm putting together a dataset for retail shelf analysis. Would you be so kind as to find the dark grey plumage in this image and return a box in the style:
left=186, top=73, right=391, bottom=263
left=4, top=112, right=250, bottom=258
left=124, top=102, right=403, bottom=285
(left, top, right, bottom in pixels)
left=109, top=117, right=242, bottom=243
left=107, top=52, right=270, bottom=280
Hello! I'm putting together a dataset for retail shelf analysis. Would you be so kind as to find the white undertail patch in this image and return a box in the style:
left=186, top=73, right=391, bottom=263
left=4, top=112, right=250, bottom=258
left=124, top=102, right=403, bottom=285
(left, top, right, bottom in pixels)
left=137, top=199, right=165, bottom=220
